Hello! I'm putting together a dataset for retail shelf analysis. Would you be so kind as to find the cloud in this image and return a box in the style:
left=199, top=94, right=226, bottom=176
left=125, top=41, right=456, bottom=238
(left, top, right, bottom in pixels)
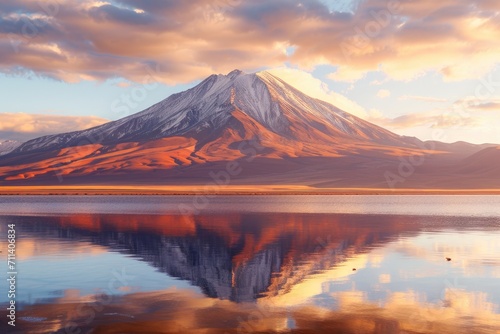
left=0, top=113, right=108, bottom=141
left=115, top=81, right=132, bottom=88
left=472, top=102, right=500, bottom=110
left=87, top=4, right=155, bottom=25
left=328, top=67, right=366, bottom=82
left=369, top=78, right=388, bottom=86
left=0, top=0, right=498, bottom=83
left=454, top=97, right=500, bottom=111
left=399, top=95, right=448, bottom=103
left=377, top=89, right=391, bottom=98
left=369, top=110, right=481, bottom=129
left=267, top=67, right=368, bottom=118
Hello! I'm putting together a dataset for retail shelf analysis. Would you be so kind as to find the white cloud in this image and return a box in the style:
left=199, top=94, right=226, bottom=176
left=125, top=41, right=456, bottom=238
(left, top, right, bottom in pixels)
left=399, top=95, right=448, bottom=103
left=454, top=96, right=500, bottom=111
left=369, top=110, right=480, bottom=129
left=377, top=89, right=391, bottom=99
left=369, top=78, right=388, bottom=86
left=328, top=67, right=367, bottom=82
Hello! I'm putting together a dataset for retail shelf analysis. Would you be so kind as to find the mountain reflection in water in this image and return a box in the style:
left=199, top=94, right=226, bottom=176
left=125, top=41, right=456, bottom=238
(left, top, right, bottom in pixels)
left=8, top=213, right=422, bottom=302
left=1, top=212, right=499, bottom=333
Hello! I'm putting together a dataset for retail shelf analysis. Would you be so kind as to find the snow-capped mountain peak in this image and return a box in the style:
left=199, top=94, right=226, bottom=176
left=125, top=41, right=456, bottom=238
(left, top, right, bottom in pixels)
left=226, top=69, right=245, bottom=78
left=9, top=70, right=409, bottom=156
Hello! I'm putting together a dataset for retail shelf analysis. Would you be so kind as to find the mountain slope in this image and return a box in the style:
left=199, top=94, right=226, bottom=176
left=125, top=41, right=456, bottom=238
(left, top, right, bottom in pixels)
left=9, top=70, right=412, bottom=156
left=0, top=70, right=497, bottom=188
left=457, top=146, right=500, bottom=179
left=0, top=140, right=21, bottom=156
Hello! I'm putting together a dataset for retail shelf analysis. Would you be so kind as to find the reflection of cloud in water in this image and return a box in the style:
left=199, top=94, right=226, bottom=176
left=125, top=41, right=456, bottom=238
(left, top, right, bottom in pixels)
left=379, top=274, right=391, bottom=284
left=261, top=253, right=369, bottom=307
left=11, top=288, right=500, bottom=334
left=391, top=231, right=500, bottom=281
left=3, top=212, right=500, bottom=333
left=394, top=232, right=500, bottom=266
left=0, top=238, right=107, bottom=261
left=491, top=267, right=500, bottom=278
left=367, top=249, right=385, bottom=268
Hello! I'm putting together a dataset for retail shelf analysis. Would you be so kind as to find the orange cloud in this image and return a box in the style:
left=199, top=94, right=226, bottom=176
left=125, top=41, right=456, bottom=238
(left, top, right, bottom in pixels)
left=0, top=0, right=498, bottom=83
left=369, top=111, right=480, bottom=129
left=0, top=113, right=108, bottom=141
left=455, top=98, right=500, bottom=112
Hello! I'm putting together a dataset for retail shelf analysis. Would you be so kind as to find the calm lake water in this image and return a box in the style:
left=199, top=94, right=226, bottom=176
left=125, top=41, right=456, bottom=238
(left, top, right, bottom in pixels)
left=1, top=196, right=500, bottom=333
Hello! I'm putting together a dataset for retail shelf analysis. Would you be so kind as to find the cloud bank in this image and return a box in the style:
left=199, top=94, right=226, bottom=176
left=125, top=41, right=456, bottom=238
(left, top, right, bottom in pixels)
left=0, top=113, right=108, bottom=141
left=0, top=0, right=498, bottom=83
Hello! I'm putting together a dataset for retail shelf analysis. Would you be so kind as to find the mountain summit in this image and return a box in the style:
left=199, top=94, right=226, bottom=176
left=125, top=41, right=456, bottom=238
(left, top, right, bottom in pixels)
left=0, top=70, right=498, bottom=188
left=13, top=70, right=408, bottom=155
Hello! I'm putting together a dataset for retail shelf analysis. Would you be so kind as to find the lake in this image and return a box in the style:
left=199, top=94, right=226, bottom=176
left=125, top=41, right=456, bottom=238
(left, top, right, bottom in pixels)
left=1, top=195, right=500, bottom=333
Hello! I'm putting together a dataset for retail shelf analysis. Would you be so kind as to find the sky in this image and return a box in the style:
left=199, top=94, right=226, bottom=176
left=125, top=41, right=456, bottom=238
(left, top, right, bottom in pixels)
left=0, top=0, right=499, bottom=144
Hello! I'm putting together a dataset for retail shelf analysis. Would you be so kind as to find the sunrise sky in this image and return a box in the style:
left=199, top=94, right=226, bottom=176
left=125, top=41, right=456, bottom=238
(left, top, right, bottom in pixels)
left=0, top=0, right=499, bottom=144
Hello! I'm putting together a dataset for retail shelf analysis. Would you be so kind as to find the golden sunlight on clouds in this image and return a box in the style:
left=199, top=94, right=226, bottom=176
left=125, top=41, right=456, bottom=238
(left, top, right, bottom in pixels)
left=327, top=67, right=367, bottom=83
left=1, top=0, right=499, bottom=144
left=368, top=109, right=481, bottom=130
left=1, top=0, right=498, bottom=83
left=261, top=253, right=368, bottom=308
left=18, top=287, right=500, bottom=333
left=0, top=113, right=108, bottom=140
left=79, top=1, right=110, bottom=10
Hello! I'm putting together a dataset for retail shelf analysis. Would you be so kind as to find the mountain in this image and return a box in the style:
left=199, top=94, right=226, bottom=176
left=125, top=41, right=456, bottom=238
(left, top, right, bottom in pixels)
left=456, top=146, right=500, bottom=182
left=0, top=70, right=498, bottom=188
left=7, top=70, right=412, bottom=156
left=0, top=140, right=22, bottom=156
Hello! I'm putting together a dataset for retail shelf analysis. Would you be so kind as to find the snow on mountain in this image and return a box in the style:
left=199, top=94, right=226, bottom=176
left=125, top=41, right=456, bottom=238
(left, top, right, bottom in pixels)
left=0, top=140, right=22, bottom=156
left=10, top=70, right=411, bottom=156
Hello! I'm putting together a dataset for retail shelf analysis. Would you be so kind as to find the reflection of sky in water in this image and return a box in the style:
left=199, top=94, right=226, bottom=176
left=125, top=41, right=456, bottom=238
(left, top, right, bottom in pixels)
left=0, top=196, right=499, bottom=333
left=307, top=231, right=500, bottom=313
left=4, top=240, right=198, bottom=305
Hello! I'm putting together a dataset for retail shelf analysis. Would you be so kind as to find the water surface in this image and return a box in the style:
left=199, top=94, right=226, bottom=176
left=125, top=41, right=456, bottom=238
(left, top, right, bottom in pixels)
left=1, top=196, right=499, bottom=333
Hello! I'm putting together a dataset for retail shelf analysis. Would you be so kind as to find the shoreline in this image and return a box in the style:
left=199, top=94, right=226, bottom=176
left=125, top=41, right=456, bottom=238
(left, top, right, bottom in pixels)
left=1, top=185, right=500, bottom=195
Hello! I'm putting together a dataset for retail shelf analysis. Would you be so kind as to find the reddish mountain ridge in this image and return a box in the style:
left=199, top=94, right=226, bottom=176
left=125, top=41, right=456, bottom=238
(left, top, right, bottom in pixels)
left=0, top=70, right=498, bottom=188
